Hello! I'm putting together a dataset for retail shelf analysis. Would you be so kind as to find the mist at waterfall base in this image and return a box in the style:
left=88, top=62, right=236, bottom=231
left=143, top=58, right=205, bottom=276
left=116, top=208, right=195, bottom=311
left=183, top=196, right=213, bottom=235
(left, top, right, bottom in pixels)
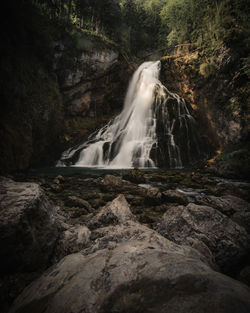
left=58, top=61, right=208, bottom=169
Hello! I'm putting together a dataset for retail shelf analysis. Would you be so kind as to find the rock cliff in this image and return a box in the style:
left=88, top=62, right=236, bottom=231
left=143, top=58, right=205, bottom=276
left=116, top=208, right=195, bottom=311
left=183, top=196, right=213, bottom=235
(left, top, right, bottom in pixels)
left=0, top=29, right=130, bottom=174
left=160, top=44, right=250, bottom=176
left=161, top=45, right=249, bottom=148
left=54, top=33, right=131, bottom=150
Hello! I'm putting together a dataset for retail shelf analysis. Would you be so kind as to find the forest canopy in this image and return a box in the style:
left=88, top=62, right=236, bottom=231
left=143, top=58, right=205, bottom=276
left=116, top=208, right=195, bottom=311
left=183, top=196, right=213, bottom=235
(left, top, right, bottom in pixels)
left=28, top=0, right=249, bottom=57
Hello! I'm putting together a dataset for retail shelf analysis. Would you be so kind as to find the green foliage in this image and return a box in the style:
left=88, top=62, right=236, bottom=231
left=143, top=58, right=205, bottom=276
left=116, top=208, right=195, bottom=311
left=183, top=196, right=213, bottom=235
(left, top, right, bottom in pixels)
left=160, top=0, right=193, bottom=45
left=2, top=0, right=249, bottom=59
left=159, top=0, right=250, bottom=55
left=199, top=62, right=217, bottom=78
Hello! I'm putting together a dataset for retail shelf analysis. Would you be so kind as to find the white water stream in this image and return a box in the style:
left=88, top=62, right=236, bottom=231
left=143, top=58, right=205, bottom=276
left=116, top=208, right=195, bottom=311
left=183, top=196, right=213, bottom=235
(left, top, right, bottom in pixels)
left=58, top=61, right=200, bottom=168
left=63, top=61, right=162, bottom=168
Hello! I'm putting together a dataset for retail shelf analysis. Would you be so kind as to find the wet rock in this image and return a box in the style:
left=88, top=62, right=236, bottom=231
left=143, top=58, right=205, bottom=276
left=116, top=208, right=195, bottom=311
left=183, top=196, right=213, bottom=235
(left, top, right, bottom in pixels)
left=53, top=175, right=65, bottom=185
left=157, top=203, right=250, bottom=273
left=195, top=194, right=250, bottom=233
left=9, top=195, right=250, bottom=313
left=162, top=189, right=189, bottom=205
left=215, top=182, right=250, bottom=201
left=145, top=187, right=162, bottom=205
left=87, top=194, right=136, bottom=230
left=53, top=225, right=91, bottom=262
left=0, top=178, right=59, bottom=274
left=122, top=168, right=146, bottom=184
left=50, top=183, right=61, bottom=192
left=101, top=174, right=144, bottom=195
left=65, top=196, right=94, bottom=213
left=102, top=174, right=125, bottom=191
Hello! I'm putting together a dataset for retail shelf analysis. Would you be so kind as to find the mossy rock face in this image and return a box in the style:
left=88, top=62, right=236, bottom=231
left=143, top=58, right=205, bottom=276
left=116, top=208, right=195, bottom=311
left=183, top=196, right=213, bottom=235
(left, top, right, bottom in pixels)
left=213, top=144, right=250, bottom=179
left=0, top=55, right=64, bottom=174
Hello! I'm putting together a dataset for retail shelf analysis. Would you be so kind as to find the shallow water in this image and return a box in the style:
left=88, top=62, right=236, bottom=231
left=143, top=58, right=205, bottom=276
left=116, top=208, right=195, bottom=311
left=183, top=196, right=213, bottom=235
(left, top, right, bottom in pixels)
left=28, top=166, right=160, bottom=177
left=27, top=166, right=197, bottom=178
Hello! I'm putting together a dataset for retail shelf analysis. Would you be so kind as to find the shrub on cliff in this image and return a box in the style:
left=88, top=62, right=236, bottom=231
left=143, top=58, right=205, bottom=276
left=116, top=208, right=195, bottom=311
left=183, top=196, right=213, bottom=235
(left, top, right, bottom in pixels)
left=199, top=62, right=217, bottom=78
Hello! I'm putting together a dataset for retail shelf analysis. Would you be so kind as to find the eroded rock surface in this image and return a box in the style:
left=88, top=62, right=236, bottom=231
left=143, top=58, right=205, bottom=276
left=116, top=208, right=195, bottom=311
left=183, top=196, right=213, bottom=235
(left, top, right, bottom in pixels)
left=157, top=203, right=250, bottom=273
left=0, top=177, right=58, bottom=274
left=53, top=225, right=91, bottom=263
left=195, top=194, right=250, bottom=233
left=9, top=195, right=250, bottom=313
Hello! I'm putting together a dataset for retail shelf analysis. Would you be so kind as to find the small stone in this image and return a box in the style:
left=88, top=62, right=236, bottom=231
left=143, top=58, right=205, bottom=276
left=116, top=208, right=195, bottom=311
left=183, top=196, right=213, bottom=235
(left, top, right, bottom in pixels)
left=145, top=187, right=162, bottom=205
left=102, top=174, right=124, bottom=191
left=87, top=194, right=136, bottom=230
left=56, top=175, right=65, bottom=182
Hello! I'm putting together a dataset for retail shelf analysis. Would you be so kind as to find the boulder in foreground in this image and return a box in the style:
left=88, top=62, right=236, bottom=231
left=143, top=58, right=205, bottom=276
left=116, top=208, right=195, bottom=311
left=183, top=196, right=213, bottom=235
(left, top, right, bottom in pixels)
left=9, top=195, right=250, bottom=313
left=0, top=177, right=58, bottom=274
left=157, top=203, right=250, bottom=273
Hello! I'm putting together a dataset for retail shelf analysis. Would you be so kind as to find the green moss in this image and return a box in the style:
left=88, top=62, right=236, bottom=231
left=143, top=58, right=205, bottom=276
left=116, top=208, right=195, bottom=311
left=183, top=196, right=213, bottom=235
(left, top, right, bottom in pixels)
left=67, top=27, right=117, bottom=53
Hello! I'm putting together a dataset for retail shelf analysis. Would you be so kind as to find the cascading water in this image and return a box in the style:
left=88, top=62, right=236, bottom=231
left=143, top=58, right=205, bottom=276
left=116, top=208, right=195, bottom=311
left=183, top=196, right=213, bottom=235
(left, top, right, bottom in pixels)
left=58, top=61, right=208, bottom=168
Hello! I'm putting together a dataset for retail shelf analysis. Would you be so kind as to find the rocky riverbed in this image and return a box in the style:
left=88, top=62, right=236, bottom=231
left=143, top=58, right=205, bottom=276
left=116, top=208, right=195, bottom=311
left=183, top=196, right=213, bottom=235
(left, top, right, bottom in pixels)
left=1, top=168, right=250, bottom=313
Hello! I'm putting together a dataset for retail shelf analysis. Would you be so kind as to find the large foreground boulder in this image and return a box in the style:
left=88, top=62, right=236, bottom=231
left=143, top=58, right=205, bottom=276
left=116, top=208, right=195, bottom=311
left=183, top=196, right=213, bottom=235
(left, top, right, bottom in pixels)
left=9, top=195, right=250, bottom=313
left=157, top=203, right=250, bottom=273
left=0, top=177, right=59, bottom=274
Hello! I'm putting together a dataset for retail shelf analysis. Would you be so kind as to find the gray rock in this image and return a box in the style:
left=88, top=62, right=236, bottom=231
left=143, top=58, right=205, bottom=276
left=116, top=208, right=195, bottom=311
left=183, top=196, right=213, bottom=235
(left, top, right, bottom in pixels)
left=157, top=203, right=250, bottom=273
left=184, top=236, right=217, bottom=270
left=53, top=225, right=91, bottom=262
left=215, top=181, right=250, bottom=201
left=88, top=194, right=136, bottom=230
left=101, top=175, right=144, bottom=195
left=53, top=175, right=65, bottom=185
left=0, top=178, right=58, bottom=274
left=60, top=50, right=118, bottom=88
left=195, top=194, right=250, bottom=233
left=9, top=195, right=250, bottom=313
left=122, top=168, right=146, bottom=184
left=56, top=47, right=120, bottom=118
left=102, top=174, right=125, bottom=191
left=162, top=189, right=188, bottom=205
left=145, top=187, right=162, bottom=205
left=238, top=265, right=250, bottom=287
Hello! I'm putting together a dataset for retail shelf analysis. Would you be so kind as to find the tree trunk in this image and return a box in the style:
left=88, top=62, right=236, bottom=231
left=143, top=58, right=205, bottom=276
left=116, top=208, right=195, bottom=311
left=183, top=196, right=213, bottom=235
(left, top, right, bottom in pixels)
left=67, top=0, right=72, bottom=24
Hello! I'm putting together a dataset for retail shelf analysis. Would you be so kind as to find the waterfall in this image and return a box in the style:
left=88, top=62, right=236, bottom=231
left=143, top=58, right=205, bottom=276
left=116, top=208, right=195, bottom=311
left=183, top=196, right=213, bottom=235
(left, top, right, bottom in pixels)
left=58, top=61, right=207, bottom=168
